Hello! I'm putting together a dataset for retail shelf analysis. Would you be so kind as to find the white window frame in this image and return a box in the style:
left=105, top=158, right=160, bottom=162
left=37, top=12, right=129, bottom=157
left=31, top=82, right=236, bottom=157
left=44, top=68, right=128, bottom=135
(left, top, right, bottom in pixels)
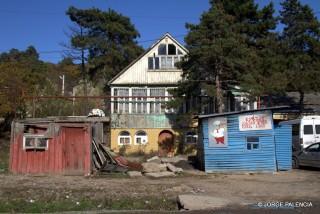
left=23, top=134, right=49, bottom=150
left=134, top=131, right=148, bottom=145
left=118, top=131, right=131, bottom=145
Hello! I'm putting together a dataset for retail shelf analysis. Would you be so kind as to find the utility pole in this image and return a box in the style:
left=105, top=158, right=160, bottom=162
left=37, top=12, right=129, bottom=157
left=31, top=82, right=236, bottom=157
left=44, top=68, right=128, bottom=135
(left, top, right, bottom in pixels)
left=59, top=74, right=65, bottom=96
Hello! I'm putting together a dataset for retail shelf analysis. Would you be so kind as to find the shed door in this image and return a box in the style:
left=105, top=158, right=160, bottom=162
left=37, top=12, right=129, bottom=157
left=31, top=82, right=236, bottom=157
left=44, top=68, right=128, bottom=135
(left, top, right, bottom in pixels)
left=62, top=127, right=87, bottom=175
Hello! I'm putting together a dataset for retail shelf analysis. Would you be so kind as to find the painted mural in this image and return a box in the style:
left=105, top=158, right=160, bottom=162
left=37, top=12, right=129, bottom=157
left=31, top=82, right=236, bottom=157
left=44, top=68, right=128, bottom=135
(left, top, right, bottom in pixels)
left=208, top=117, right=228, bottom=147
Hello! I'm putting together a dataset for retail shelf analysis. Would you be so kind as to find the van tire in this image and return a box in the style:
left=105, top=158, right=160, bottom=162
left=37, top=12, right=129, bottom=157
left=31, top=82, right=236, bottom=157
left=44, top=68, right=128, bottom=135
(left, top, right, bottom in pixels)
left=292, top=157, right=299, bottom=169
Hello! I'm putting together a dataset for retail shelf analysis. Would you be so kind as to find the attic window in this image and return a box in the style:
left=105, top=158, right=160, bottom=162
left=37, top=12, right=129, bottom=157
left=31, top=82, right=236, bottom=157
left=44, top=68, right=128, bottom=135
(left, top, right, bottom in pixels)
left=23, top=134, right=48, bottom=150
left=148, top=57, right=160, bottom=70
left=168, top=44, right=176, bottom=55
left=158, top=44, right=167, bottom=55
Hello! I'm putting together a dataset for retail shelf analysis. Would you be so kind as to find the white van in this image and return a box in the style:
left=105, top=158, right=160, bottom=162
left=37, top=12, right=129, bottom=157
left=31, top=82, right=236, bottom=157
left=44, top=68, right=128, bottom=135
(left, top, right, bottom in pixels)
left=281, top=116, right=320, bottom=151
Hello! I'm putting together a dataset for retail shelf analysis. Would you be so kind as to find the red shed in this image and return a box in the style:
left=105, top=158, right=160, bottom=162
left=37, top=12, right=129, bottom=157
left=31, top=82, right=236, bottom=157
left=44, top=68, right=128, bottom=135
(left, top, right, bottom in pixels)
left=9, top=117, right=109, bottom=175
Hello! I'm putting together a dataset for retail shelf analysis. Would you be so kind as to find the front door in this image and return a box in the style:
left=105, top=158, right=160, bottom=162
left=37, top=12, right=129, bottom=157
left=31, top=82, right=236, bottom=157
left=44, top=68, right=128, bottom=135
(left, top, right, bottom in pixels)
left=158, top=131, right=174, bottom=157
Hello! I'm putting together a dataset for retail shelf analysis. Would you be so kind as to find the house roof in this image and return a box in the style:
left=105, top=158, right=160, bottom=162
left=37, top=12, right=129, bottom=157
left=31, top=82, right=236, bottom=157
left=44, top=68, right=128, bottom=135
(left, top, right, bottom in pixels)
left=108, top=32, right=188, bottom=85
left=198, top=106, right=290, bottom=119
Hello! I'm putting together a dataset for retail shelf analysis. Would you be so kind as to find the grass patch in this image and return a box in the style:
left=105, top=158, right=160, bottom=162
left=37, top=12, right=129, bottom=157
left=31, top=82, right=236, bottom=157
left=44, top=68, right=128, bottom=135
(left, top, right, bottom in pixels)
left=0, top=197, right=177, bottom=212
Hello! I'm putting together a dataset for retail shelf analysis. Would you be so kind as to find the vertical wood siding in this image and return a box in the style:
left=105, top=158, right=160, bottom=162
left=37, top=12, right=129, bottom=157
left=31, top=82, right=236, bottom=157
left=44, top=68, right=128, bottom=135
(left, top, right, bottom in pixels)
left=201, top=112, right=277, bottom=172
left=274, top=124, right=292, bottom=170
left=10, top=124, right=91, bottom=175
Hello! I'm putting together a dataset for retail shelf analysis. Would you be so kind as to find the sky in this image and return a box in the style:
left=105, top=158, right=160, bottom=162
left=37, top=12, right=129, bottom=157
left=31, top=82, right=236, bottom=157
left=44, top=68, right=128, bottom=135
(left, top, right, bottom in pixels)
left=0, top=0, right=319, bottom=63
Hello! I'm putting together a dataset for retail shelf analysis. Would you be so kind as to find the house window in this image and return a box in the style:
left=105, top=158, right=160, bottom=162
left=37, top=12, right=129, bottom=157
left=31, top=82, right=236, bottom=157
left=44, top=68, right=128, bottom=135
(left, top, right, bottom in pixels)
left=23, top=134, right=48, bottom=150
left=135, top=130, right=148, bottom=145
left=158, top=44, right=167, bottom=55
left=168, top=44, right=176, bottom=55
left=246, top=136, right=260, bottom=150
left=148, top=57, right=160, bottom=70
left=185, top=131, right=198, bottom=144
left=114, top=88, right=129, bottom=113
left=150, top=88, right=165, bottom=114
left=118, top=131, right=131, bottom=145
left=132, top=88, right=147, bottom=114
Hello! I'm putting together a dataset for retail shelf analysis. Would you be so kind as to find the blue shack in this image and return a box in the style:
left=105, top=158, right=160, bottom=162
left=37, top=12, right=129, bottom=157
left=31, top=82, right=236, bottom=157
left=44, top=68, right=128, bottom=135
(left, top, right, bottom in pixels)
left=197, top=107, right=292, bottom=172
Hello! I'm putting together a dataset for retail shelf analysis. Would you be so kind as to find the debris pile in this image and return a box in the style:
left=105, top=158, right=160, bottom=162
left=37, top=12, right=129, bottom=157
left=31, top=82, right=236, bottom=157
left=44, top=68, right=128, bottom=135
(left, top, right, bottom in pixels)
left=92, top=138, right=142, bottom=173
left=127, top=156, right=184, bottom=178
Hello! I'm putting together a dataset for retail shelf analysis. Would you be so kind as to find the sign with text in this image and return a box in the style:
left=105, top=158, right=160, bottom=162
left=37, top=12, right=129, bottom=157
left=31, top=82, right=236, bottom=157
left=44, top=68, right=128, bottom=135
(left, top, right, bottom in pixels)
left=239, top=112, right=272, bottom=131
left=208, top=117, right=228, bottom=147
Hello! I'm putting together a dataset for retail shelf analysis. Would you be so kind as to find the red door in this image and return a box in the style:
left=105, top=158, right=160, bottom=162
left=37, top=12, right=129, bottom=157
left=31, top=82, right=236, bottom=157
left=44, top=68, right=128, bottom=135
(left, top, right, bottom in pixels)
left=62, top=127, right=87, bottom=175
left=158, top=131, right=174, bottom=157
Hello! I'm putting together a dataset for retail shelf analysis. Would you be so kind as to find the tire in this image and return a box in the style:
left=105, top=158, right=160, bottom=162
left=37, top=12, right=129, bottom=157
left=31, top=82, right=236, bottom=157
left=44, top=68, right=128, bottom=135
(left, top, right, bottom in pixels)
left=292, top=157, right=299, bottom=169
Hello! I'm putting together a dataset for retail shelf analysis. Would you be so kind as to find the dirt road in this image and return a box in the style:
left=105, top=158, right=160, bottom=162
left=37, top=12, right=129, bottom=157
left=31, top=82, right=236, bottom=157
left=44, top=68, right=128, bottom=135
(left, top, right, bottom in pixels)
left=0, top=169, right=319, bottom=212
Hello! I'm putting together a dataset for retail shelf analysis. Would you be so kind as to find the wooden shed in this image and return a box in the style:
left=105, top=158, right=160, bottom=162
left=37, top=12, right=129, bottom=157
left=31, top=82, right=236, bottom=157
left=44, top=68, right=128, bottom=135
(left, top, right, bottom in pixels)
left=9, top=117, right=109, bottom=175
left=197, top=107, right=292, bottom=172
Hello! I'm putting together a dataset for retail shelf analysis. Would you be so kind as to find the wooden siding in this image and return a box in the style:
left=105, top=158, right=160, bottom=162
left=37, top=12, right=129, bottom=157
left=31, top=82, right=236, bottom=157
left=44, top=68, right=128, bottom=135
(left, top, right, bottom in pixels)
left=10, top=124, right=92, bottom=175
left=111, top=35, right=186, bottom=85
left=201, top=112, right=277, bottom=172
left=274, top=124, right=292, bottom=171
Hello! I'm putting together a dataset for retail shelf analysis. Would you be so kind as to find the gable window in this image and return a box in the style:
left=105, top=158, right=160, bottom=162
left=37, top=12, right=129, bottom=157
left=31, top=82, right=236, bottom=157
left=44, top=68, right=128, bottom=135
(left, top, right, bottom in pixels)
left=114, top=88, right=129, bottom=113
left=132, top=88, right=147, bottom=114
left=158, top=44, right=167, bottom=55
left=185, top=131, right=198, bottom=144
left=148, top=57, right=160, bottom=70
left=246, top=136, right=260, bottom=150
left=135, top=130, right=148, bottom=145
left=168, top=44, right=176, bottom=55
left=23, top=134, right=48, bottom=150
left=118, top=131, right=131, bottom=145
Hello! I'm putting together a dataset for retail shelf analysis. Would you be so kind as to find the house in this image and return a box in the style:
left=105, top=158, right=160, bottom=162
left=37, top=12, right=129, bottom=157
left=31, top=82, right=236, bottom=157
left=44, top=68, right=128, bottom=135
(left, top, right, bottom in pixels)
left=197, top=107, right=292, bottom=172
left=108, top=33, right=261, bottom=156
left=108, top=33, right=198, bottom=156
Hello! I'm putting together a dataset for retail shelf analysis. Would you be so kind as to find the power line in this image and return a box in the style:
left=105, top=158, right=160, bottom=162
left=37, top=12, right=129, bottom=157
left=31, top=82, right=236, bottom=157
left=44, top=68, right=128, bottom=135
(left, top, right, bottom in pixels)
left=0, top=34, right=187, bottom=55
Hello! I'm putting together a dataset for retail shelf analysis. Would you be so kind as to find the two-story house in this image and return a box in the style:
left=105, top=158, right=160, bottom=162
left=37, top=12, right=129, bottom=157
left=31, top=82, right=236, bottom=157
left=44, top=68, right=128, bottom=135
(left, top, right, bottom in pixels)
left=108, top=33, right=195, bottom=156
left=108, top=33, right=258, bottom=156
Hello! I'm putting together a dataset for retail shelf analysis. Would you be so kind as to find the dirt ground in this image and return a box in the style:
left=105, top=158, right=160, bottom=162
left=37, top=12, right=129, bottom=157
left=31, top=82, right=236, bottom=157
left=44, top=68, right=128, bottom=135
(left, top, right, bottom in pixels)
left=0, top=169, right=319, bottom=212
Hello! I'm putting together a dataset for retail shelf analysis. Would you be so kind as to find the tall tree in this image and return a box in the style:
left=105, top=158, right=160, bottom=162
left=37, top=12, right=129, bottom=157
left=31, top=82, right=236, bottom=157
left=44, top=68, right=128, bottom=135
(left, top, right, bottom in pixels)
left=66, top=7, right=144, bottom=90
left=280, top=0, right=320, bottom=112
left=172, top=0, right=279, bottom=113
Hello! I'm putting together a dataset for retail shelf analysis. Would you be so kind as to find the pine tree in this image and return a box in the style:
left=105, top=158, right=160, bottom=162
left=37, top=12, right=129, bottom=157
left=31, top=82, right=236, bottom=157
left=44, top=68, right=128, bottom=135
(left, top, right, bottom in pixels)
left=280, top=0, right=320, bottom=112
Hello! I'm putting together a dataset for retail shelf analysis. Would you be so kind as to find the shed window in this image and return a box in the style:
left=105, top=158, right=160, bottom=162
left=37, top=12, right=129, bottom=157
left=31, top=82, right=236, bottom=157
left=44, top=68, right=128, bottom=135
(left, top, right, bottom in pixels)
left=304, top=125, right=313, bottom=135
left=185, top=131, right=198, bottom=144
left=134, top=130, right=148, bottom=145
left=23, top=135, right=48, bottom=150
left=118, top=131, right=131, bottom=145
left=246, top=136, right=259, bottom=150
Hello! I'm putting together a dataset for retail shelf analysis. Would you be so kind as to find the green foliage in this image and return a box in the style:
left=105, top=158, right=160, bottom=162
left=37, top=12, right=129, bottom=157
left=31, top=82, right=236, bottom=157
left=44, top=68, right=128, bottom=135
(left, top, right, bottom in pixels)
left=66, top=7, right=144, bottom=89
left=171, top=0, right=281, bottom=113
left=0, top=47, right=47, bottom=118
left=279, top=0, right=320, bottom=110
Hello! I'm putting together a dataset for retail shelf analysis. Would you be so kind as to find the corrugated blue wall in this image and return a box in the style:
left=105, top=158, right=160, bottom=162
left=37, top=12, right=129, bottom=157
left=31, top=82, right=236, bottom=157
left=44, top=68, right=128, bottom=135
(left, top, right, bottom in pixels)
left=201, top=112, right=277, bottom=172
left=274, top=124, right=292, bottom=170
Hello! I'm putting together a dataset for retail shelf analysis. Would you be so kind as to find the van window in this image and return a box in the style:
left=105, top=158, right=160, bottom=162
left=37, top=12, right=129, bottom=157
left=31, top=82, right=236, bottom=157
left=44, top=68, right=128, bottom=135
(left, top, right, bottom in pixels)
left=304, top=125, right=313, bottom=135
left=316, top=125, right=320, bottom=134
